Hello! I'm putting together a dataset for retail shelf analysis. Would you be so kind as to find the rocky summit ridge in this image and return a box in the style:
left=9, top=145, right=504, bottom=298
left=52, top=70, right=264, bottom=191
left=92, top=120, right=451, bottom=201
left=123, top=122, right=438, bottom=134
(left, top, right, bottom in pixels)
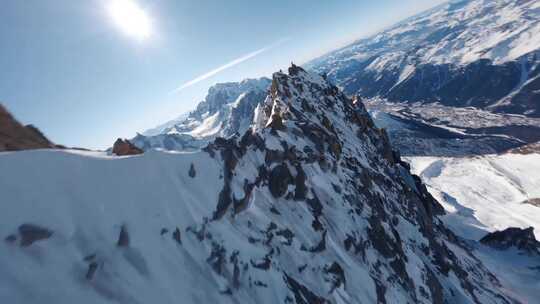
left=0, top=66, right=518, bottom=303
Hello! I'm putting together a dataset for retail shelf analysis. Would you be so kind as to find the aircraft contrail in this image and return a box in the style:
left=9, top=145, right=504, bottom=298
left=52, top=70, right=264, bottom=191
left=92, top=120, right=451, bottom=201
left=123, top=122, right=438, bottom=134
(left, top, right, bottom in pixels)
left=170, top=38, right=290, bottom=94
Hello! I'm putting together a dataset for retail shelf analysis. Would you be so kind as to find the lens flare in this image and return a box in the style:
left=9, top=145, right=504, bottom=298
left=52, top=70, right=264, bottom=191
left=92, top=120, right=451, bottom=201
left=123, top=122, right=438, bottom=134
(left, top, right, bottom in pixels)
left=107, top=0, right=152, bottom=40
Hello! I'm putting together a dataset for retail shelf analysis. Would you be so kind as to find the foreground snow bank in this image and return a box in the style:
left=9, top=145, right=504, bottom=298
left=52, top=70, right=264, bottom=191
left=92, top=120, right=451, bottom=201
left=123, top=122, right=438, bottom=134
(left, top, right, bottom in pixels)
left=0, top=149, right=225, bottom=304
left=407, top=153, right=540, bottom=303
left=407, top=153, right=540, bottom=240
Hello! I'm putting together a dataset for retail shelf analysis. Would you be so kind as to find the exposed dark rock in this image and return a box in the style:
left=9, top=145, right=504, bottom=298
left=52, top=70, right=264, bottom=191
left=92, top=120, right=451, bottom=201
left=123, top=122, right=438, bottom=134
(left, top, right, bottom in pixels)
left=231, top=251, right=240, bottom=289
left=301, top=231, right=327, bottom=253
left=84, top=254, right=97, bottom=262
left=269, top=206, right=281, bottom=215
left=18, top=224, right=53, bottom=247
left=234, top=180, right=255, bottom=214
left=288, top=63, right=306, bottom=76
left=0, top=104, right=57, bottom=151
left=323, top=262, right=346, bottom=292
left=276, top=228, right=295, bottom=246
left=172, top=227, right=182, bottom=245
left=306, top=194, right=324, bottom=231
left=268, top=163, right=293, bottom=198
left=254, top=280, right=268, bottom=288
left=112, top=139, right=143, bottom=156
left=117, top=225, right=130, bottom=247
left=250, top=256, right=271, bottom=270
left=188, top=163, right=196, bottom=178
left=213, top=139, right=240, bottom=220
left=268, top=112, right=285, bottom=131
left=86, top=262, right=99, bottom=281
left=160, top=228, right=169, bottom=236
left=480, top=227, right=540, bottom=254
left=265, top=149, right=284, bottom=165
left=207, top=242, right=226, bottom=274
left=4, top=234, right=17, bottom=243
left=374, top=279, right=387, bottom=304
left=522, top=198, right=540, bottom=207
left=294, top=164, right=307, bottom=201
left=284, top=273, right=329, bottom=304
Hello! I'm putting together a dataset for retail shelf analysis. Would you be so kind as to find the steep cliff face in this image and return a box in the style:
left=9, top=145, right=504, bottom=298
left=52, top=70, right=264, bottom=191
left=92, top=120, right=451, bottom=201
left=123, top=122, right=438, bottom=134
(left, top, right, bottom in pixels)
left=309, top=0, right=540, bottom=117
left=0, top=68, right=516, bottom=303
left=0, top=104, right=56, bottom=151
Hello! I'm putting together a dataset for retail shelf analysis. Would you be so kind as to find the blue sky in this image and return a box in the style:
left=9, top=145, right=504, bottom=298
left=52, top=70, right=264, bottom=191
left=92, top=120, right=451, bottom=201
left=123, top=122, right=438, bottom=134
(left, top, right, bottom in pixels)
left=0, top=0, right=445, bottom=149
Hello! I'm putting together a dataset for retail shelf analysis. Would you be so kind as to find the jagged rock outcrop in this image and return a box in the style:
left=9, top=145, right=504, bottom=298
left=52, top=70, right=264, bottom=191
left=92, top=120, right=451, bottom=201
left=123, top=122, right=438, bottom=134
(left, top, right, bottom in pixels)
left=112, top=138, right=143, bottom=156
left=480, top=227, right=540, bottom=254
left=0, top=104, right=57, bottom=151
left=198, top=65, right=514, bottom=303
left=0, top=66, right=519, bottom=303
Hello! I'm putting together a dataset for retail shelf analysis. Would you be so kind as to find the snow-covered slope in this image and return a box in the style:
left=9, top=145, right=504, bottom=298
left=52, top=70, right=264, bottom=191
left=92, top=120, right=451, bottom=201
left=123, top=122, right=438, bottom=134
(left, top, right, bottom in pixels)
left=406, top=152, right=540, bottom=302
left=141, top=112, right=189, bottom=137
left=407, top=153, right=540, bottom=240
left=309, top=0, right=540, bottom=117
left=132, top=78, right=271, bottom=151
left=0, top=67, right=517, bottom=303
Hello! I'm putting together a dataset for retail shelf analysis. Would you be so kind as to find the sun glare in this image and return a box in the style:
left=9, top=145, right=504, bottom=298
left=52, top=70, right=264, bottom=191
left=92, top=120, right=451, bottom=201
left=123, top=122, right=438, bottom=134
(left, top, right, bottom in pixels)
left=107, top=0, right=152, bottom=40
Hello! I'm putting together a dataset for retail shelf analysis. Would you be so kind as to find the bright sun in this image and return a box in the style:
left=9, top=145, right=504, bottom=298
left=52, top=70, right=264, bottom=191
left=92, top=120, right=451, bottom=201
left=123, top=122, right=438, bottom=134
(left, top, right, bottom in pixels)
left=107, top=0, right=152, bottom=40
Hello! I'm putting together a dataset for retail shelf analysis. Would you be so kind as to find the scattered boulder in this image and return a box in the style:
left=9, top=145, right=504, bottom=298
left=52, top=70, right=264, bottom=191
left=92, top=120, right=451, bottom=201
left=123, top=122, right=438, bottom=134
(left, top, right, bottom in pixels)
left=18, top=224, right=53, bottom=247
left=268, top=163, right=292, bottom=198
left=86, top=261, right=99, bottom=281
left=522, top=198, right=540, bottom=207
left=323, top=262, right=346, bottom=292
left=188, top=163, right=196, bottom=178
left=4, top=234, right=17, bottom=243
left=112, top=138, right=143, bottom=156
left=288, top=63, right=305, bottom=76
left=117, top=225, right=130, bottom=247
left=173, top=227, right=182, bottom=245
left=480, top=227, right=540, bottom=254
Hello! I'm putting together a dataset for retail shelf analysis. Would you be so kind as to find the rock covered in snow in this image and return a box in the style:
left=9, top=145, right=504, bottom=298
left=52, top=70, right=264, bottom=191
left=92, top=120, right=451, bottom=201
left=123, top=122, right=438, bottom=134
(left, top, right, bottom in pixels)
left=0, top=66, right=519, bottom=303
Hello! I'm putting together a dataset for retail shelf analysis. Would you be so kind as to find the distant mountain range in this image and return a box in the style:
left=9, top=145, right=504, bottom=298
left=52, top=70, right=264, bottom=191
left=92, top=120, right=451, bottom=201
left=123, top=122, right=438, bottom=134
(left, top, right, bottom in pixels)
left=308, top=0, right=540, bottom=117
left=132, top=78, right=271, bottom=151
left=133, top=0, right=540, bottom=156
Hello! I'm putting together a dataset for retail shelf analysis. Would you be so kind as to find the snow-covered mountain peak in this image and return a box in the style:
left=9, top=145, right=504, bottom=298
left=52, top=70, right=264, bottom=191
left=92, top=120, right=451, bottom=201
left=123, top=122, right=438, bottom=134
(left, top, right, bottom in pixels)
left=132, top=77, right=271, bottom=151
left=1, top=66, right=520, bottom=303
left=327, top=0, right=540, bottom=68
left=310, top=0, right=540, bottom=117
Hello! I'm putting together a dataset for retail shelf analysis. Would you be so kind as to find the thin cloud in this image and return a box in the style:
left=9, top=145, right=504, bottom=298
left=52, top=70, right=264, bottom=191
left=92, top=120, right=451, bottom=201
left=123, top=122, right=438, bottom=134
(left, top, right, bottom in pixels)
left=170, top=38, right=290, bottom=94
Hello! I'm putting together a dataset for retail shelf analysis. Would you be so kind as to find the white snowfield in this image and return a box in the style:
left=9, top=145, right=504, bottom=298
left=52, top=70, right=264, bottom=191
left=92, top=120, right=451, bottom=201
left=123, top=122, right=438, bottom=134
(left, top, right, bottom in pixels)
left=0, top=149, right=226, bottom=303
left=407, top=152, right=540, bottom=302
left=407, top=153, right=540, bottom=240
left=320, top=0, right=540, bottom=73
